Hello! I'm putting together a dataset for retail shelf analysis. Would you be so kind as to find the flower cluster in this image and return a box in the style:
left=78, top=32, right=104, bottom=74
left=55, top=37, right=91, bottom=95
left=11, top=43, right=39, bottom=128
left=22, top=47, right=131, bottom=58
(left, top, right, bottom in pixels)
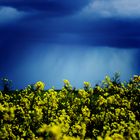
left=34, top=81, right=45, bottom=91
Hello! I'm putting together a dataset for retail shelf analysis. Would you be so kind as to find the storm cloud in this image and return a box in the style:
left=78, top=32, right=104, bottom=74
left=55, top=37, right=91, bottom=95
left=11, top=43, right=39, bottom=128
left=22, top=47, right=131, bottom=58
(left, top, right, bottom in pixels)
left=0, top=0, right=140, bottom=89
left=0, top=0, right=91, bottom=16
left=82, top=0, right=140, bottom=18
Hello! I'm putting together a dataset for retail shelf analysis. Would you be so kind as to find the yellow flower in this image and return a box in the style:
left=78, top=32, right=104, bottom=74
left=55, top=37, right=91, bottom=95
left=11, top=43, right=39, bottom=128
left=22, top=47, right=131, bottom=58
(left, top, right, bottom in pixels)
left=63, top=135, right=80, bottom=140
left=34, top=81, right=45, bottom=90
left=48, top=125, right=62, bottom=139
left=107, top=96, right=114, bottom=104
left=111, top=133, right=124, bottom=140
left=38, top=124, right=48, bottom=133
left=63, top=79, right=72, bottom=87
left=84, top=81, right=91, bottom=87
left=97, top=136, right=103, bottom=140
left=82, top=106, right=90, bottom=117
left=63, top=79, right=70, bottom=85
left=104, top=136, right=113, bottom=140
left=133, top=75, right=140, bottom=83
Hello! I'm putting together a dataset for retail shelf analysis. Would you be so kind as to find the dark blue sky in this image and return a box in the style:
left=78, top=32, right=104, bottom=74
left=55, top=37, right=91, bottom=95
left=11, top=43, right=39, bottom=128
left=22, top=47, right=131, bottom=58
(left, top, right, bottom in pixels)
left=0, top=0, right=140, bottom=89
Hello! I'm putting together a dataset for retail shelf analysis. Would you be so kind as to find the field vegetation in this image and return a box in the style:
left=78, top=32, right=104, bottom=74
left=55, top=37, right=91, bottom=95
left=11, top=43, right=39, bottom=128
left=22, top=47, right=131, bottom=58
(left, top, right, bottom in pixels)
left=0, top=74, right=140, bottom=140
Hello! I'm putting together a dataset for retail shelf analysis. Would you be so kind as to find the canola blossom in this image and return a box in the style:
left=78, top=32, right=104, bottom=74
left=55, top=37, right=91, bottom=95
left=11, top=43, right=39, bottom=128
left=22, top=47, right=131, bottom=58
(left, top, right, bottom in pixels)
left=34, top=81, right=45, bottom=90
left=0, top=75, right=140, bottom=140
